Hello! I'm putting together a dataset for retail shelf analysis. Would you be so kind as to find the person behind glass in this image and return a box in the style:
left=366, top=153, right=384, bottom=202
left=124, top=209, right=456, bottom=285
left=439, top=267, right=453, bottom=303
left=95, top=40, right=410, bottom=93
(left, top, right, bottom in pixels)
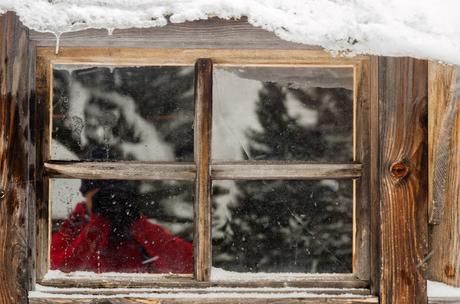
left=50, top=179, right=193, bottom=273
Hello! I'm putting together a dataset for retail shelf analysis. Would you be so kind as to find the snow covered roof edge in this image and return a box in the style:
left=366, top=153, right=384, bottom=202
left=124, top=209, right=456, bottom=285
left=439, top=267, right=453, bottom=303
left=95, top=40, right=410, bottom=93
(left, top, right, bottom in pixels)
left=1, top=0, right=460, bottom=66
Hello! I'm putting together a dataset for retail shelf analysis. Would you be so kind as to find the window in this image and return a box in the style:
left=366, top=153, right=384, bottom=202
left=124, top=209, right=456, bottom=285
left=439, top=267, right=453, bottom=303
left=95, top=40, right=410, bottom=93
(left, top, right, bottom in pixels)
left=35, top=49, right=372, bottom=291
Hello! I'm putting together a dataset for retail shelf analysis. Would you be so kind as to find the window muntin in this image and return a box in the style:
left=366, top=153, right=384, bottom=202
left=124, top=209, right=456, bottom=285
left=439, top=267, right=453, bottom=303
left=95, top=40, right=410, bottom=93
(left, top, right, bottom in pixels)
left=36, top=49, right=371, bottom=289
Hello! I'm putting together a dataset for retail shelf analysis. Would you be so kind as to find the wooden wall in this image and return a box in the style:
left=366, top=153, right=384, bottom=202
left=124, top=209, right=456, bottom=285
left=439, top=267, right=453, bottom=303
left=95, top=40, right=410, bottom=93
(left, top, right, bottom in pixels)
left=0, top=11, right=440, bottom=304
left=0, top=12, right=33, bottom=304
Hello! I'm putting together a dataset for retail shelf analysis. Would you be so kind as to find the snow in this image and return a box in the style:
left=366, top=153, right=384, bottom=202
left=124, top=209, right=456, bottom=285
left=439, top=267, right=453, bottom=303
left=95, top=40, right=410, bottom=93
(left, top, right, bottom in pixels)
left=211, top=267, right=351, bottom=281
left=428, top=280, right=460, bottom=298
left=0, top=0, right=460, bottom=65
left=30, top=283, right=371, bottom=299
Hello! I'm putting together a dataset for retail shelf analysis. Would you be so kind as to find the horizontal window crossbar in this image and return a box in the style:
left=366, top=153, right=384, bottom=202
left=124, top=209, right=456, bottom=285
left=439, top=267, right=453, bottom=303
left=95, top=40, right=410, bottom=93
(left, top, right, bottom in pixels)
left=44, top=161, right=362, bottom=180
left=211, top=162, right=362, bottom=180
left=44, top=161, right=196, bottom=180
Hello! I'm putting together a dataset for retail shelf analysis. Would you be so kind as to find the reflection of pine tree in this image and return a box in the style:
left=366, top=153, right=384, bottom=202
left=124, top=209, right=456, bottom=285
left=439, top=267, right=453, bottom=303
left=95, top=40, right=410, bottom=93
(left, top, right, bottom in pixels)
left=52, top=67, right=195, bottom=241
left=214, top=83, right=353, bottom=273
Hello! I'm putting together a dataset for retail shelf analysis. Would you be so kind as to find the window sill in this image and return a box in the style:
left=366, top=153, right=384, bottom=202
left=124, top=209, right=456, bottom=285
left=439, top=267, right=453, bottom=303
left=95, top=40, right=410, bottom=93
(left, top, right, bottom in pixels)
left=29, top=287, right=378, bottom=304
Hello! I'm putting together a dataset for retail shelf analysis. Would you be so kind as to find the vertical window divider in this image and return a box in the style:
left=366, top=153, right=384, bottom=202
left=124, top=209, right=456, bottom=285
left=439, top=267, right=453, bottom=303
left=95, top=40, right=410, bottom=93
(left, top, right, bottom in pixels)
left=194, top=58, right=213, bottom=281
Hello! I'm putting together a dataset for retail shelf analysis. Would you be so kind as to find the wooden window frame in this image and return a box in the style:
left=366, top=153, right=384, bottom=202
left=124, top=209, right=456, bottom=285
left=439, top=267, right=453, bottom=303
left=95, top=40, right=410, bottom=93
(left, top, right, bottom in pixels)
left=34, top=48, right=374, bottom=291
left=0, top=13, right=430, bottom=304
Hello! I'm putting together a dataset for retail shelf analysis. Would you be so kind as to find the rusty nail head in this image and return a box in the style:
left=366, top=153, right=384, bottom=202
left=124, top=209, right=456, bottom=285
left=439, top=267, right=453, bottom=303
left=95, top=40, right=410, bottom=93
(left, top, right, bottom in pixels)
left=390, top=162, right=410, bottom=178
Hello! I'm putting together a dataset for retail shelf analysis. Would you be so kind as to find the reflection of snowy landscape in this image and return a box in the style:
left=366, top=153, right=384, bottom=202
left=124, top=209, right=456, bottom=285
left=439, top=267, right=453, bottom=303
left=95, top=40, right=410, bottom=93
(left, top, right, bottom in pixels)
left=52, top=65, right=354, bottom=273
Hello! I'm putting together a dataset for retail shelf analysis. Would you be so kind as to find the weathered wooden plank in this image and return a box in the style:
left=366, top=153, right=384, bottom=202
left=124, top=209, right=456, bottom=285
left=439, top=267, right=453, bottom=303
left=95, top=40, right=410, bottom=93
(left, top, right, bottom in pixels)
left=0, top=12, right=31, bottom=304
left=368, top=56, right=380, bottom=296
left=29, top=18, right=320, bottom=50
left=428, top=63, right=460, bottom=224
left=194, top=59, right=213, bottom=281
left=428, top=63, right=460, bottom=286
left=378, top=57, right=428, bottom=304
left=36, top=47, right=368, bottom=67
left=39, top=274, right=368, bottom=290
left=45, top=162, right=196, bottom=180
left=30, top=287, right=371, bottom=296
left=211, top=163, right=361, bottom=180
left=353, top=57, right=373, bottom=283
left=429, top=298, right=460, bottom=304
left=29, top=296, right=379, bottom=304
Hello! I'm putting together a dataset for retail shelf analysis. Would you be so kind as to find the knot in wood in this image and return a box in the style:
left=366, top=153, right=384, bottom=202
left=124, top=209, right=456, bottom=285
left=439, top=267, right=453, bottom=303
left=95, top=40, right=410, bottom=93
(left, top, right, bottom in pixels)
left=390, top=161, right=410, bottom=179
left=445, top=264, right=456, bottom=278
left=0, top=188, right=5, bottom=200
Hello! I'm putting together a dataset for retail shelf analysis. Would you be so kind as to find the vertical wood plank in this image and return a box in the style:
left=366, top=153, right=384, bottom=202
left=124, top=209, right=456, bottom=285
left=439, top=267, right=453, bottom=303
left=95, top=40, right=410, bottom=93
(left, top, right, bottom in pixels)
left=0, top=12, right=31, bottom=303
left=428, top=63, right=460, bottom=286
left=378, top=57, right=428, bottom=304
left=369, top=56, right=380, bottom=296
left=353, top=59, right=372, bottom=282
left=194, top=58, right=213, bottom=281
left=34, top=53, right=51, bottom=282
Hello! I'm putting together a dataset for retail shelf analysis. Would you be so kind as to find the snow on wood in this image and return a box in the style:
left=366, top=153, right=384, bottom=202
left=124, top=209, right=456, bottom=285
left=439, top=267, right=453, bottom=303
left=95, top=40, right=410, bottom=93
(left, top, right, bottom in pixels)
left=0, top=0, right=460, bottom=65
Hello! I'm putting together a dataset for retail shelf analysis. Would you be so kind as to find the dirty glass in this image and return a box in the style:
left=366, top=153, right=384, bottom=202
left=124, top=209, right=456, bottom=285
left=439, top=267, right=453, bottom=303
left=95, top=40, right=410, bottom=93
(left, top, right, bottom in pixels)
left=51, top=66, right=195, bottom=161
left=212, top=179, right=353, bottom=274
left=50, top=178, right=194, bottom=274
left=212, top=67, right=354, bottom=162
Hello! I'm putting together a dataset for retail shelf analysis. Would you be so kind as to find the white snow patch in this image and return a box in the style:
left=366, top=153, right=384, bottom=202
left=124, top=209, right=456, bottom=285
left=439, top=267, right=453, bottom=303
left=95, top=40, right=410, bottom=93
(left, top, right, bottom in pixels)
left=211, top=267, right=350, bottom=281
left=428, top=280, right=460, bottom=298
left=0, top=0, right=459, bottom=65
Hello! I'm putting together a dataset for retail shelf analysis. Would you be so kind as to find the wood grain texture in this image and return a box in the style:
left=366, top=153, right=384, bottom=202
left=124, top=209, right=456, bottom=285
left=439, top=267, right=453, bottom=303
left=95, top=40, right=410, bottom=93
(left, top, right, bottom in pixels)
left=36, top=47, right=368, bottom=67
left=353, top=56, right=373, bottom=283
left=39, top=273, right=368, bottom=289
left=428, top=64, right=460, bottom=224
left=29, top=296, right=379, bottom=304
left=45, top=162, right=196, bottom=180
left=378, top=57, right=428, bottom=304
left=428, top=63, right=460, bottom=286
left=29, top=18, right=320, bottom=50
left=368, top=56, right=380, bottom=296
left=429, top=299, right=460, bottom=304
left=211, top=162, right=362, bottom=179
left=193, top=59, right=213, bottom=281
left=0, top=12, right=32, bottom=304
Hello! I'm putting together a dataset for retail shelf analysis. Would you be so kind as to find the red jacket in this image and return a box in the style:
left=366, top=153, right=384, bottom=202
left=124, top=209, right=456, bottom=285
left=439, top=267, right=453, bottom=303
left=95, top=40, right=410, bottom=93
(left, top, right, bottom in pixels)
left=51, top=203, right=193, bottom=274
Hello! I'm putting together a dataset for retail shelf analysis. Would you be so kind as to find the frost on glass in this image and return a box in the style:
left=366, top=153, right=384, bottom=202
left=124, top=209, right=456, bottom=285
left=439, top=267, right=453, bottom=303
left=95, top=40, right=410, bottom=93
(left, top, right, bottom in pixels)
left=50, top=178, right=194, bottom=274
left=52, top=66, right=195, bottom=161
left=212, top=180, right=353, bottom=274
left=212, top=67, right=353, bottom=162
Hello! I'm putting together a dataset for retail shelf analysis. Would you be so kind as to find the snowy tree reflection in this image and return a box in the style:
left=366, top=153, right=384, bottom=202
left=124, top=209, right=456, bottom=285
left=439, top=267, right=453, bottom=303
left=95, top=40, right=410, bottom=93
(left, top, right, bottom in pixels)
left=212, top=70, right=354, bottom=273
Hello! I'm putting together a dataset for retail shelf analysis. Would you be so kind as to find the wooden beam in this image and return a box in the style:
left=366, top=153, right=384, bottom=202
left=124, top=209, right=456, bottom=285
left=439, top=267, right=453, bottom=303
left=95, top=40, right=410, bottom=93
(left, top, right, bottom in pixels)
left=0, top=12, right=31, bottom=303
left=211, top=162, right=362, bottom=180
left=44, top=162, right=196, bottom=180
left=378, top=57, right=428, bottom=303
left=29, top=18, right=320, bottom=50
left=29, top=296, right=379, bottom=304
left=428, top=63, right=460, bottom=286
left=194, top=58, right=213, bottom=281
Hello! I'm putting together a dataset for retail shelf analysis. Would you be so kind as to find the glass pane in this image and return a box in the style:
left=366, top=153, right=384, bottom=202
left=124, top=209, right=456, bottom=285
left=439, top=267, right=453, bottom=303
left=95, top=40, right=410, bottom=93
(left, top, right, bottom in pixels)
left=212, top=180, right=353, bottom=274
left=52, top=65, right=195, bottom=161
left=212, top=67, right=353, bottom=162
left=50, top=178, right=194, bottom=274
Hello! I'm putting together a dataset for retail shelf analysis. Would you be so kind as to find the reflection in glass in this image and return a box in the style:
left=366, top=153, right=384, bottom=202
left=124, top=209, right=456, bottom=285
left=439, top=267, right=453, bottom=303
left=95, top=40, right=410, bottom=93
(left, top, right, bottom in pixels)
left=52, top=66, right=195, bottom=161
left=50, top=178, right=194, bottom=274
left=212, top=67, right=354, bottom=161
left=212, top=180, right=353, bottom=274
